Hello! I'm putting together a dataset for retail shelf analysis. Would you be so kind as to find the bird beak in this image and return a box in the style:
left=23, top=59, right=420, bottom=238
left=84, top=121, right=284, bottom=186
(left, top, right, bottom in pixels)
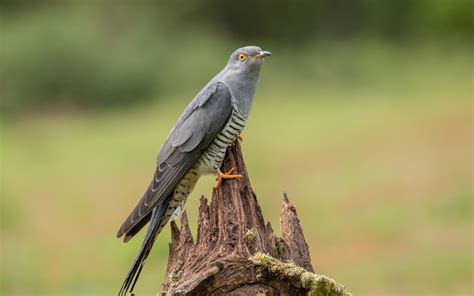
left=255, top=50, right=272, bottom=59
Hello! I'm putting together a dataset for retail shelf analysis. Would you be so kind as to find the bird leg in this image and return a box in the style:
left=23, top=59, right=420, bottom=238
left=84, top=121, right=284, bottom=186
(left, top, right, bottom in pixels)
left=232, top=134, right=243, bottom=146
left=214, top=167, right=243, bottom=188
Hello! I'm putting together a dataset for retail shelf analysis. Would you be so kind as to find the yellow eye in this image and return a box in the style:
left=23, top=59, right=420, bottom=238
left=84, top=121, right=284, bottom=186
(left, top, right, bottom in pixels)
left=238, top=53, right=247, bottom=61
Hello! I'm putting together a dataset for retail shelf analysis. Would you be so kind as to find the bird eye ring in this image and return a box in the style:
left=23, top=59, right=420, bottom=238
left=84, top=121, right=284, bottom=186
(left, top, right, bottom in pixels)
left=238, top=53, right=247, bottom=61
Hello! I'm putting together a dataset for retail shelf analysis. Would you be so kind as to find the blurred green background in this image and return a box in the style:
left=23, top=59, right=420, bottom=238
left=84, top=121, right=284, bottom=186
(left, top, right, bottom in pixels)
left=1, top=1, right=472, bottom=295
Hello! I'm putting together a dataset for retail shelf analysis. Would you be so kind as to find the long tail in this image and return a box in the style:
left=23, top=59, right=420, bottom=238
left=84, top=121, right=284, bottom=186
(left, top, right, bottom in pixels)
left=118, top=206, right=162, bottom=296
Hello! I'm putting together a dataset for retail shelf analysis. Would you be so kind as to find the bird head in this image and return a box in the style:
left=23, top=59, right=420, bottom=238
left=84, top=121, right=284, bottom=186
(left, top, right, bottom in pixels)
left=226, top=46, right=271, bottom=74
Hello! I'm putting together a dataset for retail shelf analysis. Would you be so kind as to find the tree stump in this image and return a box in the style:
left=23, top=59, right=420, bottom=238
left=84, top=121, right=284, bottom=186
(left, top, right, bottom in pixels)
left=161, top=142, right=349, bottom=296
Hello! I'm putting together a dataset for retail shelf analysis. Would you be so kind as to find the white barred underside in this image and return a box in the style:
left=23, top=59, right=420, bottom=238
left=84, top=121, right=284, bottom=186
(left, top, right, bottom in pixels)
left=159, top=106, right=248, bottom=228
left=159, top=168, right=200, bottom=229
left=196, top=107, right=247, bottom=173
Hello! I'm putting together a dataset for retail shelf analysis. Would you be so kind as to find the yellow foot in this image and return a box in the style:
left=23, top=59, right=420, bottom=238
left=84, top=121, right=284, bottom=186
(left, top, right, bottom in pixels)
left=232, top=134, right=243, bottom=146
left=214, top=167, right=243, bottom=188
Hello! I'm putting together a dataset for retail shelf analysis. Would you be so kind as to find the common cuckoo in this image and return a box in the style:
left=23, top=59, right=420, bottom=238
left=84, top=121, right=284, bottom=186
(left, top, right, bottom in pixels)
left=117, top=46, right=271, bottom=295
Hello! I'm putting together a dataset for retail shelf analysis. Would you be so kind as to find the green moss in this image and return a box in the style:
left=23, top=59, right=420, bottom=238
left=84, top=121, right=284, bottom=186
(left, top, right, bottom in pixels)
left=171, top=270, right=182, bottom=283
left=275, top=238, right=287, bottom=256
left=250, top=253, right=350, bottom=296
left=244, top=229, right=256, bottom=241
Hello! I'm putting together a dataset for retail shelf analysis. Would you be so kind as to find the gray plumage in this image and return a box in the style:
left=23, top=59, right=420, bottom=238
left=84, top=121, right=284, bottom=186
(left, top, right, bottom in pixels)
left=117, top=46, right=270, bottom=295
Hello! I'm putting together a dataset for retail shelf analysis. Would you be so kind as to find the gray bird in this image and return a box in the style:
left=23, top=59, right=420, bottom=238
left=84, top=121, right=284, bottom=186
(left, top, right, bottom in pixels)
left=117, top=46, right=271, bottom=295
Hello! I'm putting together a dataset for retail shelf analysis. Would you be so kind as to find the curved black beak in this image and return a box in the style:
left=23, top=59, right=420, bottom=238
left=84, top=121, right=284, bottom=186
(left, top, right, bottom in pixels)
left=255, top=50, right=272, bottom=59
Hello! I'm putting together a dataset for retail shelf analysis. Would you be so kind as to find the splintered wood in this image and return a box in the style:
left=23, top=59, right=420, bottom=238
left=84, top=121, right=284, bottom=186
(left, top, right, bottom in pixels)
left=161, top=142, right=348, bottom=296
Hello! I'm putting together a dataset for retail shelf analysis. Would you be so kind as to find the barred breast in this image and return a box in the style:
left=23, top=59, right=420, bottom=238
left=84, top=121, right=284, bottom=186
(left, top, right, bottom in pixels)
left=196, top=106, right=248, bottom=174
left=159, top=105, right=247, bottom=226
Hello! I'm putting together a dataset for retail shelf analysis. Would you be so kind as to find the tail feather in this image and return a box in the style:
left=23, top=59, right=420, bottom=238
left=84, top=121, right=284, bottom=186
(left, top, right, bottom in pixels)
left=123, top=211, right=152, bottom=243
left=118, top=197, right=169, bottom=296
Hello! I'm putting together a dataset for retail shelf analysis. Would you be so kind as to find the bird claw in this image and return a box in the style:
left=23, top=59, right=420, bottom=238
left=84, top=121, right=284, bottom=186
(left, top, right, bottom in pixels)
left=214, top=167, right=243, bottom=188
left=231, top=134, right=243, bottom=146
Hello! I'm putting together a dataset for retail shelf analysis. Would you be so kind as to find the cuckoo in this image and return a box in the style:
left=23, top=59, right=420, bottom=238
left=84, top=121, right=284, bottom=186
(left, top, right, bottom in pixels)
left=117, top=46, right=271, bottom=295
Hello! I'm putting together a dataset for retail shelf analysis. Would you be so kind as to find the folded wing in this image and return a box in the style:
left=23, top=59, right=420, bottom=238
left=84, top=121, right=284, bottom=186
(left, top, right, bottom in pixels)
left=117, top=82, right=233, bottom=241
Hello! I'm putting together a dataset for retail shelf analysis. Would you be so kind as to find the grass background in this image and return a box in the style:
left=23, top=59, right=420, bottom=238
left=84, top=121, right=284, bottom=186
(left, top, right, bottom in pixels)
left=2, top=41, right=472, bottom=295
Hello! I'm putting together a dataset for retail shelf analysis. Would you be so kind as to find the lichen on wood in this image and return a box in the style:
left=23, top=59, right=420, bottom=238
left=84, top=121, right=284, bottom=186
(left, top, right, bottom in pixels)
left=250, top=252, right=349, bottom=296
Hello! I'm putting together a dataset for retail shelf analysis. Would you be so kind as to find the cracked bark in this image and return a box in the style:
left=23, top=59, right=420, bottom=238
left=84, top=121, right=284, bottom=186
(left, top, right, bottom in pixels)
left=160, top=142, right=349, bottom=296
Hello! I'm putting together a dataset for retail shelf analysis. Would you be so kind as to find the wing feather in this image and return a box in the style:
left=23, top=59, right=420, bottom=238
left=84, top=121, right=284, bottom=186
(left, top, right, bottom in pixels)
left=117, top=82, right=233, bottom=239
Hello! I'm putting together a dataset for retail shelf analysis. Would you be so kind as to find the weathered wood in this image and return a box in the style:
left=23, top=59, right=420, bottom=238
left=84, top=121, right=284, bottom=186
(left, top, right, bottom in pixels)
left=161, top=142, right=348, bottom=296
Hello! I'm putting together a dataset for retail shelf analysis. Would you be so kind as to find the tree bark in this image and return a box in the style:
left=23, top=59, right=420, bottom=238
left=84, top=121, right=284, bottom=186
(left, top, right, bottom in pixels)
left=161, top=142, right=349, bottom=296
